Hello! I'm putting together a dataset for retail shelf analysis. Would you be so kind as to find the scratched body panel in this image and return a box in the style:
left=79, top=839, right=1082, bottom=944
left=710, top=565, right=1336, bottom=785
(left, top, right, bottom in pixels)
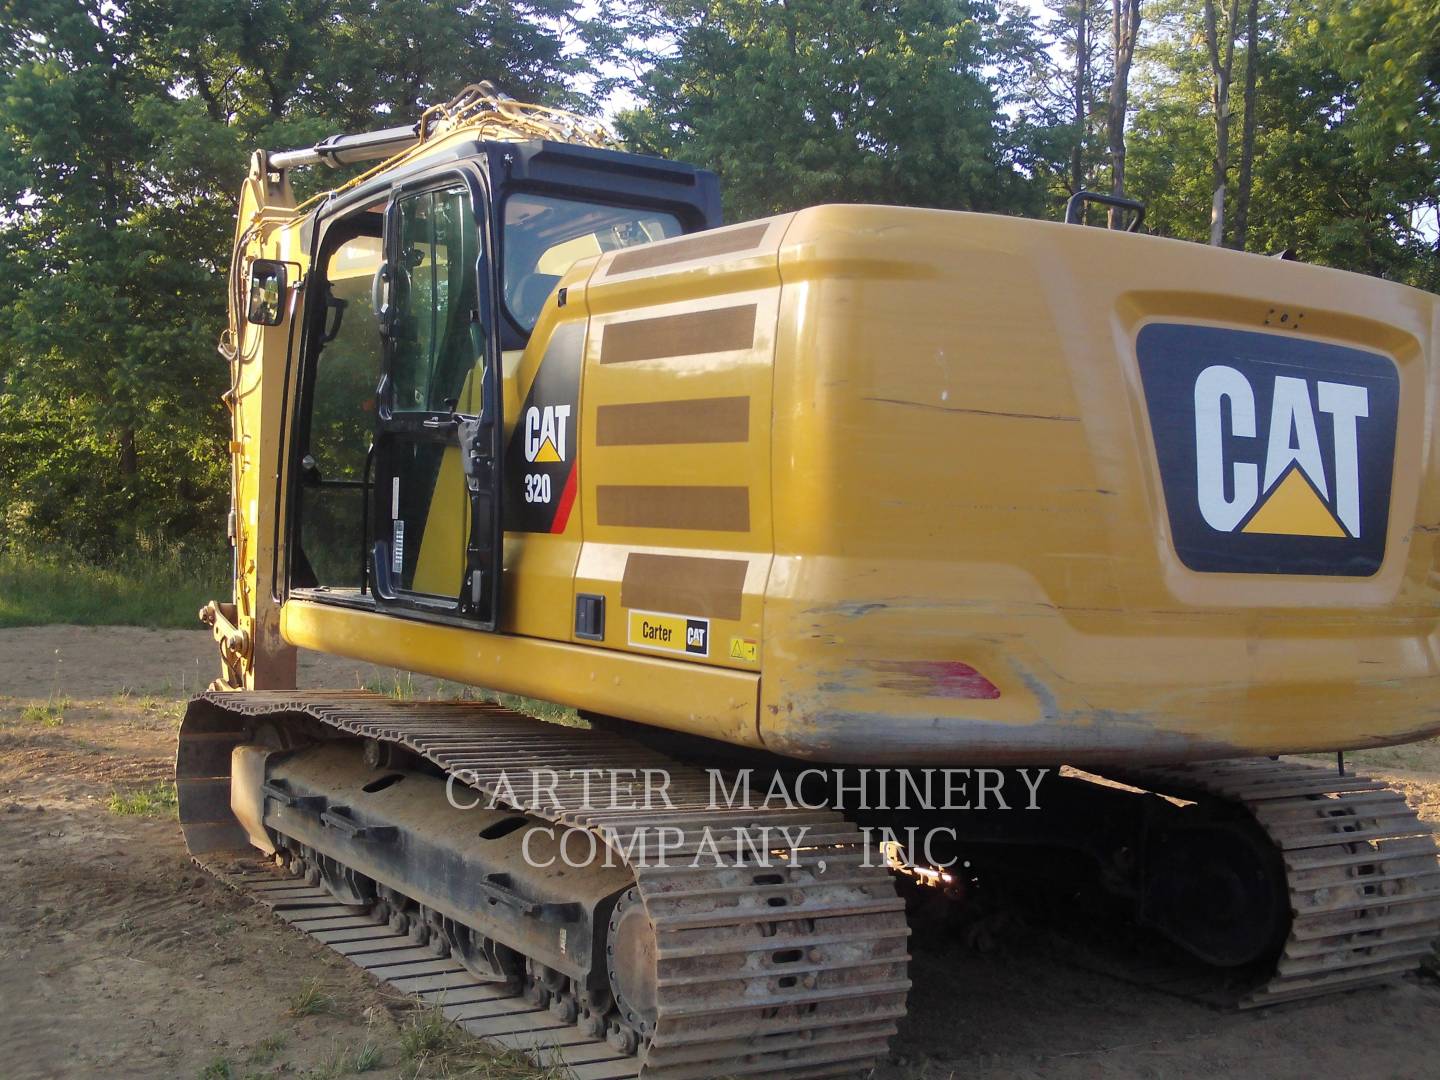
left=760, top=205, right=1440, bottom=763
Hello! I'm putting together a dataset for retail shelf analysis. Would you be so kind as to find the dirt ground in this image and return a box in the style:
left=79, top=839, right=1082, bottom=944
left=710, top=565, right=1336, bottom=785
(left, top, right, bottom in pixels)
left=3, top=626, right=1440, bottom=1080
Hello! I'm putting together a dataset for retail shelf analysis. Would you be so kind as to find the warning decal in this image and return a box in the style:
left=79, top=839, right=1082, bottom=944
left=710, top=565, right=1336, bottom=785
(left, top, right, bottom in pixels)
left=728, top=637, right=759, bottom=663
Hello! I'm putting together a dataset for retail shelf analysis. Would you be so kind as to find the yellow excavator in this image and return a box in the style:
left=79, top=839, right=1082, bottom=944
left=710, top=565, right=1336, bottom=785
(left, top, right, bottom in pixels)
left=179, top=83, right=1440, bottom=1076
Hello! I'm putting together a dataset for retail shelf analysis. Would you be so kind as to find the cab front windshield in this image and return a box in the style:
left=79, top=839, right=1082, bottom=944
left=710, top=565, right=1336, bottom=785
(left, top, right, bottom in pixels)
left=503, top=194, right=682, bottom=332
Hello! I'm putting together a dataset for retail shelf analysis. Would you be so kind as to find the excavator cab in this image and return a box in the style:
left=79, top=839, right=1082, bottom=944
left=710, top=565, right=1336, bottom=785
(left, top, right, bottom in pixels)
left=284, top=141, right=719, bottom=630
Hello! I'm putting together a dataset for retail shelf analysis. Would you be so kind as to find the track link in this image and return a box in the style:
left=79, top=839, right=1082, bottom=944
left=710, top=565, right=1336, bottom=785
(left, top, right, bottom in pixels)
left=1106, top=758, right=1440, bottom=1006
left=179, top=691, right=911, bottom=1078
left=211, top=855, right=646, bottom=1078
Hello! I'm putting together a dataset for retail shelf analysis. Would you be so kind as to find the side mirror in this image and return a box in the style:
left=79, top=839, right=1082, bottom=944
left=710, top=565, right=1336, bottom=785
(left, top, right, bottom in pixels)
left=246, top=259, right=287, bottom=325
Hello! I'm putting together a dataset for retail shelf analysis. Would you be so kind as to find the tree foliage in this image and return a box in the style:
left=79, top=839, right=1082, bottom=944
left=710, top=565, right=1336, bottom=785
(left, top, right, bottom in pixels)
left=0, top=0, right=609, bottom=559
left=1004, top=0, right=1114, bottom=203
left=1126, top=0, right=1439, bottom=286
left=616, top=0, right=1040, bottom=220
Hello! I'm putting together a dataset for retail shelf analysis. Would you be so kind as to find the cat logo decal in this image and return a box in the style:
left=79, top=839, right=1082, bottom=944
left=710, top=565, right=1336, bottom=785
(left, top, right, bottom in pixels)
left=1138, top=323, right=1398, bottom=576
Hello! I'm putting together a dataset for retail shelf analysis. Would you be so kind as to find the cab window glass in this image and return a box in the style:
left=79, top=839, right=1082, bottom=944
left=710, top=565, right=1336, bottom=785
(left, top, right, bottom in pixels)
left=392, top=185, right=482, bottom=413
left=294, top=203, right=384, bottom=590
left=503, top=195, right=682, bottom=332
left=312, top=231, right=382, bottom=480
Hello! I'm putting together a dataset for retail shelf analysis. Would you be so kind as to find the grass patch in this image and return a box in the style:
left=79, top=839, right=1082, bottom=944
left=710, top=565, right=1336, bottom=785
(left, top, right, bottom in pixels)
left=106, top=780, right=179, bottom=818
left=198, top=1057, right=233, bottom=1080
left=137, top=693, right=186, bottom=722
left=433, top=681, right=580, bottom=727
left=363, top=674, right=580, bottom=728
left=395, top=1008, right=566, bottom=1078
left=350, top=1041, right=383, bottom=1072
left=21, top=697, right=68, bottom=727
left=363, top=672, right=420, bottom=700
left=399, top=1008, right=457, bottom=1060
left=0, top=545, right=228, bottom=629
left=287, top=978, right=338, bottom=1017
left=304, top=1037, right=382, bottom=1078
left=483, top=691, right=579, bottom=727
left=245, top=1034, right=287, bottom=1067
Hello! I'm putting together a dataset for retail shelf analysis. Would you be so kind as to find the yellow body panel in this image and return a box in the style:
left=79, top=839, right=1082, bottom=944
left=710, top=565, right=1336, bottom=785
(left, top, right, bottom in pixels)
left=281, top=599, right=762, bottom=746
left=230, top=176, right=1440, bottom=764
left=571, top=217, right=789, bottom=675
left=759, top=206, right=1440, bottom=762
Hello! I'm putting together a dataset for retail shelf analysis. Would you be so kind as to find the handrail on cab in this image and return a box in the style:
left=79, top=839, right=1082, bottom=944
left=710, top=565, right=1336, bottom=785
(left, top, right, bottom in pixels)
left=1065, top=190, right=1146, bottom=232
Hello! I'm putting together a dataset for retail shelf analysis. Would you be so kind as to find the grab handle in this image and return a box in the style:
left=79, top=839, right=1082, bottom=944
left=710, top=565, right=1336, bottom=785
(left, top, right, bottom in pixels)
left=1064, top=190, right=1146, bottom=232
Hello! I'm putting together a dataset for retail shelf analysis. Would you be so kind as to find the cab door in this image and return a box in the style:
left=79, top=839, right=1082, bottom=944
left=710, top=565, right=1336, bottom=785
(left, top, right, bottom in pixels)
left=370, top=169, right=502, bottom=628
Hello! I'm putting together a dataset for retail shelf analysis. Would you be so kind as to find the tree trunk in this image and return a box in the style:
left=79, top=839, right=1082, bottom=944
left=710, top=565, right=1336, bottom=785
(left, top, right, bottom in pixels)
left=1232, top=0, right=1260, bottom=250
left=1069, top=0, right=1090, bottom=196
left=119, top=427, right=138, bottom=478
left=1108, top=0, right=1142, bottom=227
left=1203, top=0, right=1241, bottom=246
left=1209, top=184, right=1228, bottom=246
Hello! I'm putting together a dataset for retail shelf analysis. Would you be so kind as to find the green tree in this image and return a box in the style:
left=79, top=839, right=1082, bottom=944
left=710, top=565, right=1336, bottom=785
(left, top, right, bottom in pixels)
left=1005, top=0, right=1113, bottom=207
left=1324, top=0, right=1440, bottom=279
left=617, top=0, right=1041, bottom=221
left=0, top=0, right=611, bottom=560
left=1111, top=2, right=1213, bottom=241
left=1125, top=0, right=1437, bottom=288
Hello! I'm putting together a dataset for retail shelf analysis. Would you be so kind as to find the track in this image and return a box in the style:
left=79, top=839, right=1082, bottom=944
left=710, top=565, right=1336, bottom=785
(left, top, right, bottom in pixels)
left=209, top=854, right=645, bottom=1077
left=1108, top=759, right=1440, bottom=1006
left=178, top=693, right=1440, bottom=1076
left=179, top=691, right=911, bottom=1079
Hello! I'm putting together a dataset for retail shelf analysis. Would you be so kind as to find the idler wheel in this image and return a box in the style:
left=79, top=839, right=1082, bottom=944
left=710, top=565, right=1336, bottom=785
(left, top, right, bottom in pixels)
left=606, top=887, right=657, bottom=1039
